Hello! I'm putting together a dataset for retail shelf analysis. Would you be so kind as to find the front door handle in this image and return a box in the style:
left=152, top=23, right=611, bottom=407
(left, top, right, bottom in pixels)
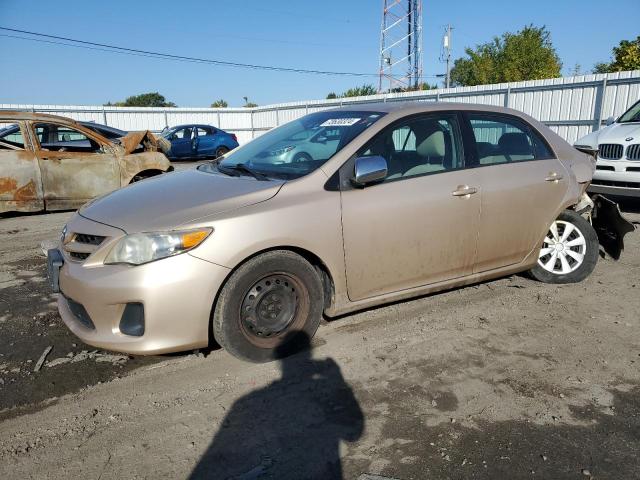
left=451, top=185, right=478, bottom=197
left=545, top=172, right=563, bottom=182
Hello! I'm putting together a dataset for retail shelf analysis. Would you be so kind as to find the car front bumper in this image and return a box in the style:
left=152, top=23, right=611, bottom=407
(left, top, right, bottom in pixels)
left=58, top=235, right=230, bottom=355
left=588, top=159, right=640, bottom=197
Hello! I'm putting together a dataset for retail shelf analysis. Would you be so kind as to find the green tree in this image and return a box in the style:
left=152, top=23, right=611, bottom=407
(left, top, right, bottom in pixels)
left=326, top=92, right=338, bottom=99
left=389, top=82, right=437, bottom=93
left=210, top=99, right=228, bottom=108
left=242, top=96, right=258, bottom=108
left=108, top=92, right=176, bottom=107
left=450, top=25, right=562, bottom=86
left=594, top=36, right=640, bottom=73
left=342, top=84, right=377, bottom=97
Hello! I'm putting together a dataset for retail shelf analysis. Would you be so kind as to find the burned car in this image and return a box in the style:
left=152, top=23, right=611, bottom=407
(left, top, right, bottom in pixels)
left=49, top=103, right=633, bottom=362
left=0, top=111, right=172, bottom=214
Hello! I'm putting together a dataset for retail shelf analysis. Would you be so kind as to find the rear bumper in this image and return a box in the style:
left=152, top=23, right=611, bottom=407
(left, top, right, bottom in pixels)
left=58, top=252, right=231, bottom=355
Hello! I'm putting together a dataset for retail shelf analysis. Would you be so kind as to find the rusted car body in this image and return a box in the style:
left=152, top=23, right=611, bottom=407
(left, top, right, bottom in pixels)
left=0, top=111, right=172, bottom=214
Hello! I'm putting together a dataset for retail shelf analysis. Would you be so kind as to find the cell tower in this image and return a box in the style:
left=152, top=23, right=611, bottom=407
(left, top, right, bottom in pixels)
left=378, top=0, right=423, bottom=93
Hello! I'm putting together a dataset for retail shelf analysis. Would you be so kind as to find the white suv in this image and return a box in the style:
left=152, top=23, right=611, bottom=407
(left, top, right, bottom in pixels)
left=575, top=99, right=640, bottom=198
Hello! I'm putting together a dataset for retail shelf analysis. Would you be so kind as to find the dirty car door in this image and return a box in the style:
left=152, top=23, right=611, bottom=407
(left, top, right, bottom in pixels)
left=340, top=113, right=481, bottom=301
left=466, top=113, right=570, bottom=272
left=0, top=122, right=44, bottom=213
left=31, top=122, right=120, bottom=211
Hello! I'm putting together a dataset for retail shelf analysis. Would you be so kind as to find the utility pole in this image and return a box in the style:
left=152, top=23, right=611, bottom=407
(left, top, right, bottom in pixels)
left=443, top=24, right=452, bottom=88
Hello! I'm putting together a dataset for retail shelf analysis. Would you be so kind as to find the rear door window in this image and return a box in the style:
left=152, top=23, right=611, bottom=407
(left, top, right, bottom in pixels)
left=197, top=127, right=214, bottom=137
left=468, top=114, right=553, bottom=165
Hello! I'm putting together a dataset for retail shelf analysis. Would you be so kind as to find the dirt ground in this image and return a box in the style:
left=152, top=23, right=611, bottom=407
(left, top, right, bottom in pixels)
left=0, top=193, right=639, bottom=479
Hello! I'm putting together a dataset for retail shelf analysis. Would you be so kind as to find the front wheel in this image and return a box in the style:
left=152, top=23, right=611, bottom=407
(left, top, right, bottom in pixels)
left=213, top=251, right=324, bottom=362
left=528, top=210, right=599, bottom=284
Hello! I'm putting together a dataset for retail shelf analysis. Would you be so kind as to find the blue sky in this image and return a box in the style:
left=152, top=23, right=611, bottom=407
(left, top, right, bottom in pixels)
left=1, top=0, right=638, bottom=107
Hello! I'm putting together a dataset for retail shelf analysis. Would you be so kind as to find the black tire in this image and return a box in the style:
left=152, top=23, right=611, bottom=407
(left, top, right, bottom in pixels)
left=213, top=250, right=324, bottom=363
left=293, top=152, right=312, bottom=163
left=215, top=146, right=229, bottom=158
left=130, top=170, right=163, bottom=184
left=529, top=209, right=599, bottom=284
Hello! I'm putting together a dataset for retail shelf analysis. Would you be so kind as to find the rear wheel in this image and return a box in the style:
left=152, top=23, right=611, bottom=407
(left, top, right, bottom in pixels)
left=529, top=210, right=599, bottom=284
left=293, top=152, right=312, bottom=163
left=213, top=251, right=323, bottom=362
left=215, top=146, right=229, bottom=159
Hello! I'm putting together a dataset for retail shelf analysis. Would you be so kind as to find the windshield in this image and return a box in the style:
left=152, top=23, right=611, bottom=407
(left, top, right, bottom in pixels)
left=618, top=100, right=640, bottom=123
left=199, top=110, right=385, bottom=179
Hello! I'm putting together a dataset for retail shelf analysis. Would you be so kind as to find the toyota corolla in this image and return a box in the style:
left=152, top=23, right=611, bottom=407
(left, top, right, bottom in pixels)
left=48, top=102, right=632, bottom=362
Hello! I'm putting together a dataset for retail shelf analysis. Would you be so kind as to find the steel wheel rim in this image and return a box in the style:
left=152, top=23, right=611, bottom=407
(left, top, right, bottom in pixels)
left=239, top=272, right=309, bottom=348
left=537, top=220, right=586, bottom=275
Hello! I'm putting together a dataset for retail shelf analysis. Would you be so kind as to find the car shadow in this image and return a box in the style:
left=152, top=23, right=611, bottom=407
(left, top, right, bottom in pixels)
left=188, top=331, right=364, bottom=480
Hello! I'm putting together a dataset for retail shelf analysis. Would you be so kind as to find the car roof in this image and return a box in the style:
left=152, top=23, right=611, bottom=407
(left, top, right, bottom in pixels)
left=80, top=121, right=127, bottom=134
left=170, top=124, right=217, bottom=130
left=0, top=110, right=83, bottom=126
left=324, top=101, right=523, bottom=116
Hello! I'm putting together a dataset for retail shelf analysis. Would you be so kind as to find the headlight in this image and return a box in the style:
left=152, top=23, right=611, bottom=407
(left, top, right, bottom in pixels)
left=268, top=145, right=295, bottom=156
left=104, top=228, right=212, bottom=265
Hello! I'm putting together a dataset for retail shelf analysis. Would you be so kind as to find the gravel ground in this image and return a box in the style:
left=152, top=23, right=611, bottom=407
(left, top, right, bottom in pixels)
left=0, top=194, right=638, bottom=479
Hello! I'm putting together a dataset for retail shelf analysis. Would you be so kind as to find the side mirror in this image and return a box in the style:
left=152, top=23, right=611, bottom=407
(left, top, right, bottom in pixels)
left=605, top=116, right=616, bottom=126
left=315, top=136, right=328, bottom=144
left=353, top=156, right=388, bottom=186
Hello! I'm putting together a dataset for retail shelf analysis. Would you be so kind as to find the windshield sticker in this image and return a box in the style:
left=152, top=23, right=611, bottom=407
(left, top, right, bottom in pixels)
left=320, top=118, right=361, bottom=127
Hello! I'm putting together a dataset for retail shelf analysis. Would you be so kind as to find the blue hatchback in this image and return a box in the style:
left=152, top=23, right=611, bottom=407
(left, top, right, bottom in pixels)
left=162, top=124, right=239, bottom=160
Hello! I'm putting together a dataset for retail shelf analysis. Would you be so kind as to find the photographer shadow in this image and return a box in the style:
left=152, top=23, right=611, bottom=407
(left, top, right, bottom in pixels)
left=189, top=331, right=364, bottom=480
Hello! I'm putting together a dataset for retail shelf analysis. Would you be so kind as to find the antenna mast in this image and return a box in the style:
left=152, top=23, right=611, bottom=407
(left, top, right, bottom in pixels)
left=378, top=0, right=423, bottom=92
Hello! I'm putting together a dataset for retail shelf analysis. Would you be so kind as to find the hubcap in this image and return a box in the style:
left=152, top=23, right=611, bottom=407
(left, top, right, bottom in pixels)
left=538, top=220, right=586, bottom=275
left=240, top=274, right=300, bottom=338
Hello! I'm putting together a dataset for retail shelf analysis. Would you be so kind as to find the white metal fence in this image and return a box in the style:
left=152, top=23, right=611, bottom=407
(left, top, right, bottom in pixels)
left=2, top=70, right=639, bottom=145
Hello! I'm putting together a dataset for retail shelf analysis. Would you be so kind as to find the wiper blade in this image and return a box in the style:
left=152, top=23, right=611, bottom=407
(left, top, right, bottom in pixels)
left=220, top=163, right=270, bottom=181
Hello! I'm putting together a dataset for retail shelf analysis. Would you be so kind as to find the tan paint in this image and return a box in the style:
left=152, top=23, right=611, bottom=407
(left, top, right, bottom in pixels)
left=0, top=111, right=171, bottom=214
left=55, top=102, right=595, bottom=355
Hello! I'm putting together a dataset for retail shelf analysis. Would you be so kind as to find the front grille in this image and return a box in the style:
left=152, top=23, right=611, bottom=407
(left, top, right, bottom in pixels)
left=596, top=165, right=615, bottom=171
left=627, top=144, right=640, bottom=160
left=64, top=295, right=95, bottom=330
left=627, top=167, right=640, bottom=172
left=74, top=233, right=106, bottom=245
left=599, top=143, right=623, bottom=160
left=64, top=232, right=107, bottom=262
left=591, top=179, right=640, bottom=189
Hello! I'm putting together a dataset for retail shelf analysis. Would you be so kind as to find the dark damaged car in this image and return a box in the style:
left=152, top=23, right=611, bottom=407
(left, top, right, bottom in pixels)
left=0, top=111, right=172, bottom=214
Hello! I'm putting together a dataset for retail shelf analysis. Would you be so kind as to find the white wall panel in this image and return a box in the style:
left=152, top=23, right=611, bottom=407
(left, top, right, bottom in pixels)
left=2, top=71, right=638, bottom=144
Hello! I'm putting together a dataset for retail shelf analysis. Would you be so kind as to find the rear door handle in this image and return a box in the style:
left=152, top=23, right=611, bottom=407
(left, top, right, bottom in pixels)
left=451, top=185, right=478, bottom=197
left=545, top=172, right=563, bottom=182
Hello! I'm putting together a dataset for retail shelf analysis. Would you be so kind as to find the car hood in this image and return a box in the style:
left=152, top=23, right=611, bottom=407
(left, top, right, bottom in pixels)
left=79, top=169, right=285, bottom=233
left=597, top=123, right=640, bottom=144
